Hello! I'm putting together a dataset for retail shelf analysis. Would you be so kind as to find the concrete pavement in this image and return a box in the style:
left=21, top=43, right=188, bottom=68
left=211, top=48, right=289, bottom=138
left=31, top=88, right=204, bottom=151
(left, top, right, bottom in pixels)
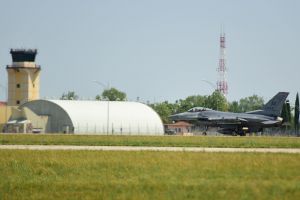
left=1, top=145, right=300, bottom=153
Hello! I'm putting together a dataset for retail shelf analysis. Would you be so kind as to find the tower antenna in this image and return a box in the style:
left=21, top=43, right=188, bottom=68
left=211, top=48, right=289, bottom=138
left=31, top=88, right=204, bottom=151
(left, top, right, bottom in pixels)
left=216, top=27, right=228, bottom=97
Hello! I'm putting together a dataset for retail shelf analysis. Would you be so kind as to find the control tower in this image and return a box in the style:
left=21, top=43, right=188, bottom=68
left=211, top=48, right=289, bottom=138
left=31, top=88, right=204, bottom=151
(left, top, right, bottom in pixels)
left=6, top=49, right=41, bottom=106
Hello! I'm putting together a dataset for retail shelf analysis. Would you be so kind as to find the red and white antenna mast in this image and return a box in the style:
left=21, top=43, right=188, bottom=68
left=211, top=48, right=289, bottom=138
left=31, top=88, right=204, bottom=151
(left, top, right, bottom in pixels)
left=217, top=27, right=228, bottom=97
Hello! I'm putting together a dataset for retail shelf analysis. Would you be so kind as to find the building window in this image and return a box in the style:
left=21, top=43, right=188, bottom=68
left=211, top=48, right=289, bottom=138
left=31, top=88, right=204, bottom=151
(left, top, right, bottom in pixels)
left=16, top=84, right=20, bottom=88
left=16, top=100, right=20, bottom=105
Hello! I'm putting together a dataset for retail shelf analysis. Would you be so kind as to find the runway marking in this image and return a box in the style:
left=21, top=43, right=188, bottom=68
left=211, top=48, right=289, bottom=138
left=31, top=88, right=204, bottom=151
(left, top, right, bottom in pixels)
left=1, top=145, right=300, bottom=153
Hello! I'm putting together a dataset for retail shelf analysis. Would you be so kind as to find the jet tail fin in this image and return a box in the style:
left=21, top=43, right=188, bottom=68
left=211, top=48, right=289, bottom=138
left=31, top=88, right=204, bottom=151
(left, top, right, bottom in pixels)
left=256, top=92, right=289, bottom=117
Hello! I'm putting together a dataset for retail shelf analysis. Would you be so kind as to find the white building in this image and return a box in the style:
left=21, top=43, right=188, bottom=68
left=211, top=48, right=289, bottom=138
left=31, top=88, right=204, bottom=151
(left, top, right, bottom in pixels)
left=7, top=100, right=164, bottom=135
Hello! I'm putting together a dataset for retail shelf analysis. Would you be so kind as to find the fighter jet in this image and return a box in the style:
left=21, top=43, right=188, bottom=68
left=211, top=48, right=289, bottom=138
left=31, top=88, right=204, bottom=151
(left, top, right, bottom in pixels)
left=169, top=92, right=289, bottom=135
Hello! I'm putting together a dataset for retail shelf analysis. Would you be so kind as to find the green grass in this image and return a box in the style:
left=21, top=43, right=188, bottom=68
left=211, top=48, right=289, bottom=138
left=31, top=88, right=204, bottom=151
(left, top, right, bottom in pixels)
left=1, top=134, right=300, bottom=148
left=0, top=150, right=299, bottom=200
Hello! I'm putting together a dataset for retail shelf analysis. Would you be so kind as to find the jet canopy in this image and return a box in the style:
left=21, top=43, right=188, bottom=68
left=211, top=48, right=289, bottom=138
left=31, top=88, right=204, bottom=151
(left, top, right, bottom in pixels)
left=187, top=107, right=212, bottom=112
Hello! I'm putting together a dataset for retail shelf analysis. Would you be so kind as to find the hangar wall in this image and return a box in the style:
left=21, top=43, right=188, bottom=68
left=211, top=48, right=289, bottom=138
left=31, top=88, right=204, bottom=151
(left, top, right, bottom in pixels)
left=20, top=100, right=164, bottom=135
left=20, top=100, right=73, bottom=133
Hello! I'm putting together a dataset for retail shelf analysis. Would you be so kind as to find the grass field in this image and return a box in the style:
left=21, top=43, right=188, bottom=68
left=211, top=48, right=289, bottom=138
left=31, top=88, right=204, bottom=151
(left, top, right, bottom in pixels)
left=0, top=150, right=299, bottom=200
left=1, top=134, right=300, bottom=148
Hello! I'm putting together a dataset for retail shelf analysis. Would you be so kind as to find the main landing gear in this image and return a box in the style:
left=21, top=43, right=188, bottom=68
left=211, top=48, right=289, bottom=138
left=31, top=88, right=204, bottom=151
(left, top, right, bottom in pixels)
left=202, top=126, right=208, bottom=136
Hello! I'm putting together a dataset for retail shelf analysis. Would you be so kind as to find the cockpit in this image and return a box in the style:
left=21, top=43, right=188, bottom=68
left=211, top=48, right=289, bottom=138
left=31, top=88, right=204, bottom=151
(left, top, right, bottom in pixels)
left=187, top=107, right=212, bottom=112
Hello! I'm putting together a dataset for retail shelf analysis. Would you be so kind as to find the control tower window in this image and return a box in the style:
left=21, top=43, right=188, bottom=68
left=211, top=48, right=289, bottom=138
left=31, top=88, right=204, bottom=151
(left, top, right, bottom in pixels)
left=16, top=84, right=20, bottom=88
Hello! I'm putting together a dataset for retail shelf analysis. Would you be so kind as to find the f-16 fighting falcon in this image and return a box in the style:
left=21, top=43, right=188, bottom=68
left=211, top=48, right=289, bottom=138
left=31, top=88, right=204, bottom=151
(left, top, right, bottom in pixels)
left=169, top=92, right=289, bottom=136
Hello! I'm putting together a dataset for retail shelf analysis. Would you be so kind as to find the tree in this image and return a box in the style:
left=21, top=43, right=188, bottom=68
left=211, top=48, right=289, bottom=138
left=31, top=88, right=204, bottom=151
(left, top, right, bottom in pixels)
left=238, top=95, right=264, bottom=112
left=96, top=87, right=127, bottom=101
left=286, top=100, right=292, bottom=124
left=294, top=93, right=299, bottom=136
left=281, top=100, right=292, bottom=124
left=150, top=101, right=174, bottom=123
left=228, top=101, right=240, bottom=112
left=60, top=91, right=79, bottom=100
left=205, top=90, right=228, bottom=111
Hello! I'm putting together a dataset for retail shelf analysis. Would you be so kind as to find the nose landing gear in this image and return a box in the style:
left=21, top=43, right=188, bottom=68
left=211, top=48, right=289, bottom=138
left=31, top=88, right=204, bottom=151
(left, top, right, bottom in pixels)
left=202, top=126, right=208, bottom=136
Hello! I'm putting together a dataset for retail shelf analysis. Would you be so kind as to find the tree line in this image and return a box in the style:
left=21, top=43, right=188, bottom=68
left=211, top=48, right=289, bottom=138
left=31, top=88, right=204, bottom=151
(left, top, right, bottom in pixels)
left=60, top=89, right=299, bottom=134
left=60, top=88, right=127, bottom=101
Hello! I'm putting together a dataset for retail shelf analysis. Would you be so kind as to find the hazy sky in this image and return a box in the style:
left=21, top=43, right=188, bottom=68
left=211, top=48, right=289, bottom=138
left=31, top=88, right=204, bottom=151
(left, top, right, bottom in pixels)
left=0, top=0, right=299, bottom=104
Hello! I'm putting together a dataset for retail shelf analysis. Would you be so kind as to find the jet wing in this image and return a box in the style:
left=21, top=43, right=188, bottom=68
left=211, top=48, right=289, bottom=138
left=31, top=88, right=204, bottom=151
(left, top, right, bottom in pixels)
left=203, top=117, right=248, bottom=125
left=206, top=117, right=247, bottom=121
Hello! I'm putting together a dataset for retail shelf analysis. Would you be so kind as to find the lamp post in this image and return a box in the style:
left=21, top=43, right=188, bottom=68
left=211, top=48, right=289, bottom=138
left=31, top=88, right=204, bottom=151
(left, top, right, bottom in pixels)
left=201, top=79, right=219, bottom=110
left=93, top=80, right=110, bottom=135
left=201, top=79, right=217, bottom=91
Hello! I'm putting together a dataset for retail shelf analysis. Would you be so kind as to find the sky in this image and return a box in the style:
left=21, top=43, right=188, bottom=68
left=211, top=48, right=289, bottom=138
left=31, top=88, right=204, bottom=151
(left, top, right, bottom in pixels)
left=0, top=0, right=299, bottom=104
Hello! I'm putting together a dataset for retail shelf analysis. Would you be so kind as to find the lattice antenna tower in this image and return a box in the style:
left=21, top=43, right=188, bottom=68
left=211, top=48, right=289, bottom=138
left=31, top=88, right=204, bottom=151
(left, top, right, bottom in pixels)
left=217, top=26, right=228, bottom=97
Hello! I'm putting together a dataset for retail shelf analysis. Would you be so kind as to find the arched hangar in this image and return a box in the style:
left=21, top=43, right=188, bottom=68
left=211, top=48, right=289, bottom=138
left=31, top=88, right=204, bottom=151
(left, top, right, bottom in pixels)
left=15, top=100, right=164, bottom=135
